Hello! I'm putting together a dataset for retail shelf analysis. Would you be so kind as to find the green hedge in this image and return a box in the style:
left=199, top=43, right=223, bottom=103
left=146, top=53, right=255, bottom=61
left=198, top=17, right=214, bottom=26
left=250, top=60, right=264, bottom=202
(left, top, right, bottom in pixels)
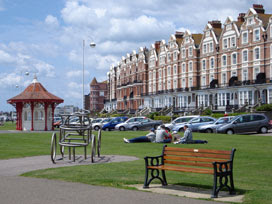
left=256, top=104, right=272, bottom=111
left=154, top=116, right=172, bottom=123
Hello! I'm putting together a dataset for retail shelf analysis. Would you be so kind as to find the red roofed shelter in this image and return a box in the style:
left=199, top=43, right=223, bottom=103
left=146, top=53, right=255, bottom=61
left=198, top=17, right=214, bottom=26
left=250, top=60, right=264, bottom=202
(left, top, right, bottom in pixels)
left=7, top=76, right=64, bottom=131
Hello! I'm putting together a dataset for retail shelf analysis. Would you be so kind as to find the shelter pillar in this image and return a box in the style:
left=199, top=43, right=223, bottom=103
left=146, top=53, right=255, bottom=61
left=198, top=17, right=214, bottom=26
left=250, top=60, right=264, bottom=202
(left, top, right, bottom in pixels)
left=44, top=103, right=48, bottom=131
left=16, top=102, right=23, bottom=130
left=31, top=102, right=34, bottom=131
left=51, top=103, right=55, bottom=130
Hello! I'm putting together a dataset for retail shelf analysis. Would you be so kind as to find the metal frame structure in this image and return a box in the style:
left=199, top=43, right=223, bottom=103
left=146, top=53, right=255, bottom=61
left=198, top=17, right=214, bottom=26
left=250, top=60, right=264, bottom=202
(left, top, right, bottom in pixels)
left=50, top=111, right=101, bottom=163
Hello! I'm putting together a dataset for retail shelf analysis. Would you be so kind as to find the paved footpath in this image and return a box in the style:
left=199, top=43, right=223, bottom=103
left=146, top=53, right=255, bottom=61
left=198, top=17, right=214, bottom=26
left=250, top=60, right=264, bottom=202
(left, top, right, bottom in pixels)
left=0, top=155, right=221, bottom=204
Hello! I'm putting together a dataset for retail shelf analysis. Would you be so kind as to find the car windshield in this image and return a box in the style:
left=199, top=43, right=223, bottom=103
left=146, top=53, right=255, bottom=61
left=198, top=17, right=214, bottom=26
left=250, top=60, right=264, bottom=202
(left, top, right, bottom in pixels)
left=215, top=117, right=233, bottom=124
left=229, top=116, right=240, bottom=122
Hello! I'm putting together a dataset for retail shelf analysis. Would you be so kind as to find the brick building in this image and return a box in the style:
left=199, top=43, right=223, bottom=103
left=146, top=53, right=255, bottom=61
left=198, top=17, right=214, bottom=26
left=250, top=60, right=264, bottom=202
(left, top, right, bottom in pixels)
left=105, top=4, right=272, bottom=113
left=89, top=77, right=107, bottom=113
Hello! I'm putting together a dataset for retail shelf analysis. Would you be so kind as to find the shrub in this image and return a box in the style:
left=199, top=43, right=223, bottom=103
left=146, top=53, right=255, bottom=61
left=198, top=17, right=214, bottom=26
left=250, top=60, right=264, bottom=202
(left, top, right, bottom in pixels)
left=256, top=104, right=272, bottom=111
left=147, top=112, right=159, bottom=120
left=203, top=108, right=212, bottom=115
left=154, top=116, right=172, bottom=123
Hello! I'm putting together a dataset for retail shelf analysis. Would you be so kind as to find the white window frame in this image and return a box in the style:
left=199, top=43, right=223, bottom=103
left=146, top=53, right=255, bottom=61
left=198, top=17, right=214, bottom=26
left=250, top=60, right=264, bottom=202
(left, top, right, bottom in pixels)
left=182, top=63, right=186, bottom=73
left=253, top=67, right=260, bottom=80
left=232, top=52, right=237, bottom=65
left=167, top=66, right=171, bottom=76
left=189, top=46, right=193, bottom=56
left=210, top=57, right=214, bottom=69
left=202, top=59, right=206, bottom=70
left=254, top=47, right=260, bottom=60
left=189, top=61, right=193, bottom=72
left=222, top=72, right=227, bottom=84
left=223, top=38, right=228, bottom=49
left=189, top=77, right=193, bottom=87
left=173, top=51, right=178, bottom=60
left=242, top=31, right=248, bottom=44
left=222, top=55, right=227, bottom=67
left=202, top=76, right=206, bottom=87
left=242, top=49, right=248, bottom=62
left=253, top=28, right=260, bottom=42
left=173, top=64, right=177, bottom=75
left=182, top=48, right=186, bottom=58
left=182, top=78, right=186, bottom=88
left=203, top=44, right=207, bottom=54
left=209, top=42, right=213, bottom=52
left=242, top=68, right=248, bottom=81
left=230, top=36, right=236, bottom=48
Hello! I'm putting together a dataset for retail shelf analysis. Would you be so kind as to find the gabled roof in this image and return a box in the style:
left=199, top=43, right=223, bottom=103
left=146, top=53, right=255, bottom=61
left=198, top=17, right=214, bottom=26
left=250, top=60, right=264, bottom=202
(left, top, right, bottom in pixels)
left=7, top=77, right=63, bottom=104
left=191, top=34, right=203, bottom=46
left=258, top=13, right=272, bottom=29
left=91, top=77, right=98, bottom=85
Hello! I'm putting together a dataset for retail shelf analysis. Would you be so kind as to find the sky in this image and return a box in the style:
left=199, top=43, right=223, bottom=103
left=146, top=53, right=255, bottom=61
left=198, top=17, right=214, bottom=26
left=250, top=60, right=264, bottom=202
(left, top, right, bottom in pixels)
left=0, top=0, right=271, bottom=111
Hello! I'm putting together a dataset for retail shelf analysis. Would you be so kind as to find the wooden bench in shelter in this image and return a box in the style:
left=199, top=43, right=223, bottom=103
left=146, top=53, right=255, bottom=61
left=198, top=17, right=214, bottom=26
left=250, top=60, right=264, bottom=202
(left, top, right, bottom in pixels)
left=143, top=145, right=236, bottom=198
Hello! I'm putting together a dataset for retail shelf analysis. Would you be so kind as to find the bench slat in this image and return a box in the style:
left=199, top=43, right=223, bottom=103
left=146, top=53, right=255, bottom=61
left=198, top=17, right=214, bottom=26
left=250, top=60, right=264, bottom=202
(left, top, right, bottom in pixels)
left=165, top=147, right=232, bottom=155
left=164, top=160, right=214, bottom=168
left=164, top=155, right=227, bottom=163
left=164, top=150, right=231, bottom=159
left=148, top=165, right=214, bottom=174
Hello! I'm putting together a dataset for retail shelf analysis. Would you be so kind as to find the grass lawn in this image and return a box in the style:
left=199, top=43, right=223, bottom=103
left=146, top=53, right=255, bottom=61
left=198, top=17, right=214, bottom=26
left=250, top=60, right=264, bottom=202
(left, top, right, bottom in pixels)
left=1, top=130, right=272, bottom=204
left=0, top=121, right=16, bottom=130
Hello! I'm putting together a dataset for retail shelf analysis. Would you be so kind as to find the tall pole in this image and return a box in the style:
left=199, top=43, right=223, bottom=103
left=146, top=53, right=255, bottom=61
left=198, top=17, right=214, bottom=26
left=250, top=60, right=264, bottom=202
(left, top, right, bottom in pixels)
left=82, top=40, right=85, bottom=111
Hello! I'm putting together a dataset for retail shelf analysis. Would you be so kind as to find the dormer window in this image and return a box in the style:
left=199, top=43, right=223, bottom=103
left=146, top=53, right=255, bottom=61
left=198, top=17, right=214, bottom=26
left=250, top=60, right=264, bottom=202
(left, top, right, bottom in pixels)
left=209, top=42, right=213, bottom=52
left=206, top=31, right=210, bottom=37
left=203, top=44, right=207, bottom=54
left=185, top=37, right=189, bottom=43
left=247, top=17, right=254, bottom=25
left=231, top=36, right=236, bottom=47
left=226, top=24, right=232, bottom=31
left=223, top=38, right=228, bottom=49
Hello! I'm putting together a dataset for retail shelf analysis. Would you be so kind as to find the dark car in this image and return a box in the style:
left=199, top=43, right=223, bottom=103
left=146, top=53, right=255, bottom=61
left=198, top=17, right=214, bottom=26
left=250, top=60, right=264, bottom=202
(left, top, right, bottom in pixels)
left=116, top=117, right=162, bottom=131
left=102, top=116, right=128, bottom=131
left=217, top=113, right=272, bottom=134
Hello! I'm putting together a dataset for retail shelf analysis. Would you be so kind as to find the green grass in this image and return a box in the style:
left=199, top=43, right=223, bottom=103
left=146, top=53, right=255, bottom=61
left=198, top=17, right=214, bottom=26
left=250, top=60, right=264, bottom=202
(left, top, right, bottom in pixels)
left=1, top=130, right=272, bottom=203
left=0, top=121, right=16, bottom=130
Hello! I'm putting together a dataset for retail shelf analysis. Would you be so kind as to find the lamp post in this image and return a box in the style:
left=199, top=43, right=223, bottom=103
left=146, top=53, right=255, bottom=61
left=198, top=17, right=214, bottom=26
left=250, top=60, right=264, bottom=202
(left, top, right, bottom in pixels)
left=82, top=39, right=96, bottom=112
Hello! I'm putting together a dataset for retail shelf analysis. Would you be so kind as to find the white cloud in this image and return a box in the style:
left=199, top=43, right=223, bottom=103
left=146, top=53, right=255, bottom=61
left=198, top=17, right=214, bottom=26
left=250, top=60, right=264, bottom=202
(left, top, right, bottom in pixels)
left=66, top=70, right=90, bottom=78
left=0, top=73, right=21, bottom=87
left=0, top=49, right=15, bottom=63
left=45, top=15, right=59, bottom=27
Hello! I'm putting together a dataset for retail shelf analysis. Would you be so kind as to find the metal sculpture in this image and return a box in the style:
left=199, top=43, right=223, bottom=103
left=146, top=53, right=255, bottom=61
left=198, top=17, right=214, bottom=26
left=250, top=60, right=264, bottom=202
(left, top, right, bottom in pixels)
left=50, top=111, right=101, bottom=164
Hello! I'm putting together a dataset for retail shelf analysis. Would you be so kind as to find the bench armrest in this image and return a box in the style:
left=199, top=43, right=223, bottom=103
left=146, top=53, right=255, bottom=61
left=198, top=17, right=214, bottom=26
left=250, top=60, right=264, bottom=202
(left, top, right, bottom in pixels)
left=212, top=160, right=233, bottom=173
left=144, top=155, right=164, bottom=167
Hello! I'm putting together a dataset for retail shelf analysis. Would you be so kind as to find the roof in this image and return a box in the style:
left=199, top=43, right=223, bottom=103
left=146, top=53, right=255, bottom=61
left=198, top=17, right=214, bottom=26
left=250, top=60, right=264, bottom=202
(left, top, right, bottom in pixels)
left=258, top=13, right=272, bottom=29
left=90, top=77, right=98, bottom=85
left=7, top=77, right=63, bottom=104
left=191, top=34, right=203, bottom=45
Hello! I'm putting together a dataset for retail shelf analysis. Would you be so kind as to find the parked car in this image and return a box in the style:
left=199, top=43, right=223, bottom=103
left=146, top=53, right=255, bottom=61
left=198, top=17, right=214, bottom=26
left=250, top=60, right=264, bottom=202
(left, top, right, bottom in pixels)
left=198, top=116, right=235, bottom=133
left=115, top=117, right=162, bottom=131
left=92, top=118, right=111, bottom=131
left=164, top=115, right=199, bottom=131
left=172, top=116, right=216, bottom=132
left=102, top=116, right=128, bottom=131
left=53, top=117, right=62, bottom=128
left=217, top=113, right=272, bottom=135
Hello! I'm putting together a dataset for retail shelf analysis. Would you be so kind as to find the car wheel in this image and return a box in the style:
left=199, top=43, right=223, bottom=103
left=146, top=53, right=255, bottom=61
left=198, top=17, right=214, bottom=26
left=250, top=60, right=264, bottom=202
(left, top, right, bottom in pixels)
left=259, top=126, right=268, bottom=134
left=205, top=128, right=213, bottom=133
left=132, top=126, right=138, bottom=131
left=226, top=129, right=234, bottom=135
left=94, top=126, right=100, bottom=131
left=105, top=127, right=110, bottom=131
left=119, top=126, right=125, bottom=131
left=178, top=128, right=184, bottom=132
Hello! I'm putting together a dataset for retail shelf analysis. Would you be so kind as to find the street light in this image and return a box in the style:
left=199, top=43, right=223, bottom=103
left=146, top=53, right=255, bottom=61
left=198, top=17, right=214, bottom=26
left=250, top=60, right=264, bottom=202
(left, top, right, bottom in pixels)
left=82, top=40, right=96, bottom=112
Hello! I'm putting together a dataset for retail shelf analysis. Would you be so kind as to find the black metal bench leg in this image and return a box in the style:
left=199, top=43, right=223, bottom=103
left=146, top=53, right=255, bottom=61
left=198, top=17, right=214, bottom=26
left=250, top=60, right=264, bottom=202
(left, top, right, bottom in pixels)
left=211, top=174, right=218, bottom=198
left=162, top=170, right=168, bottom=186
left=143, top=168, right=149, bottom=188
left=229, top=173, right=236, bottom=195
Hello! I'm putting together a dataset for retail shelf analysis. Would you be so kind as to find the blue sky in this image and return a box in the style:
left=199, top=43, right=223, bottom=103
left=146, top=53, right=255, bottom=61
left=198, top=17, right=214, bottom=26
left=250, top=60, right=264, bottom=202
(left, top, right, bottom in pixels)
left=1, top=0, right=271, bottom=111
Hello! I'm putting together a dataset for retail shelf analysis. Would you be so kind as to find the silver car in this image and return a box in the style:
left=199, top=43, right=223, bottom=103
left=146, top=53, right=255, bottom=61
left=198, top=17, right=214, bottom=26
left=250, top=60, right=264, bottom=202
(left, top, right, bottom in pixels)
left=217, top=113, right=272, bottom=135
left=115, top=117, right=162, bottom=131
left=164, top=115, right=199, bottom=131
left=172, top=116, right=216, bottom=132
left=198, top=116, right=235, bottom=133
left=92, top=118, right=111, bottom=131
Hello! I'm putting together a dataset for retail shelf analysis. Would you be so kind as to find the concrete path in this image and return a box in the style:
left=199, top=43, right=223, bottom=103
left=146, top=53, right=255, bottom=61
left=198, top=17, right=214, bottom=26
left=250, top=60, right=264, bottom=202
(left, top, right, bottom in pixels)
left=0, top=155, right=222, bottom=204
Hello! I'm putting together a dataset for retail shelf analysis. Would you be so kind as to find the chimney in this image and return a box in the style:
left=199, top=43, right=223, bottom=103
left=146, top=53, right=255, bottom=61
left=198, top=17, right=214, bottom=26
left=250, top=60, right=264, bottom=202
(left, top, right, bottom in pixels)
left=253, top=4, right=265, bottom=14
left=155, top=41, right=160, bottom=50
left=237, top=13, right=245, bottom=22
left=208, top=20, right=222, bottom=29
left=175, top=31, right=184, bottom=39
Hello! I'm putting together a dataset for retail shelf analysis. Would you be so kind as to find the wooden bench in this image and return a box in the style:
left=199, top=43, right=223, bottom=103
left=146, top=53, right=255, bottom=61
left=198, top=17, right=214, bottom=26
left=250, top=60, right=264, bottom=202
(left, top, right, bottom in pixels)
left=143, top=145, right=236, bottom=198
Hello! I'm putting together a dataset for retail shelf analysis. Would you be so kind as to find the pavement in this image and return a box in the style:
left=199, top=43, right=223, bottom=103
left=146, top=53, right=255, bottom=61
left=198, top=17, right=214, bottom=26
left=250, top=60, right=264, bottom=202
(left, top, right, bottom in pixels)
left=0, top=155, right=227, bottom=204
